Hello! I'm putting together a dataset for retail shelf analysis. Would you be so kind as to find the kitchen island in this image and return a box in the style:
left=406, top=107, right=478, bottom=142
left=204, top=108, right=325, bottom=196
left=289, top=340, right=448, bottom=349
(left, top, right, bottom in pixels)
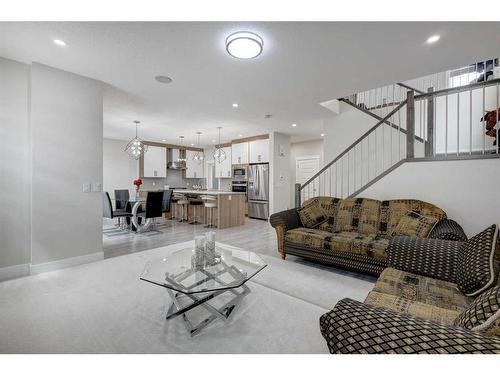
left=172, top=190, right=246, bottom=229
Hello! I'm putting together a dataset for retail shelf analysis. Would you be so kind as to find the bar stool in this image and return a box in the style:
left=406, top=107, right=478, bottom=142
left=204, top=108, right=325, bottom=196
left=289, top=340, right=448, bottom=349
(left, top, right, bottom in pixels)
left=176, top=195, right=189, bottom=223
left=171, top=193, right=182, bottom=220
left=200, top=195, right=218, bottom=228
left=188, top=196, right=204, bottom=225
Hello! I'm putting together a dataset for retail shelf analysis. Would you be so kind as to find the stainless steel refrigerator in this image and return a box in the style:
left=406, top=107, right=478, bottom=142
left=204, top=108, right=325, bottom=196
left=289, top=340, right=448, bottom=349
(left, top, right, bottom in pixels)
left=247, top=163, right=269, bottom=220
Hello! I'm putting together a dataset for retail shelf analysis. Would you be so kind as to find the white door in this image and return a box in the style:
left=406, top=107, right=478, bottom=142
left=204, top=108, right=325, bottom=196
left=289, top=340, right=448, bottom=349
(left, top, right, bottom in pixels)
left=295, top=156, right=320, bottom=199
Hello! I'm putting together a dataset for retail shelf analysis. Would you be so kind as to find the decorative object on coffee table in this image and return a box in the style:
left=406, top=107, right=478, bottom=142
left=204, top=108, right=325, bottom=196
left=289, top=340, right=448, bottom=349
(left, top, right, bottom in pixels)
left=140, top=243, right=266, bottom=336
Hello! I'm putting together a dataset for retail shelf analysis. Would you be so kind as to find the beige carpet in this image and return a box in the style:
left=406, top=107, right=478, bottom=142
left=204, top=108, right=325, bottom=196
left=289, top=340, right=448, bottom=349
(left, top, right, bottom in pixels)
left=0, top=241, right=374, bottom=353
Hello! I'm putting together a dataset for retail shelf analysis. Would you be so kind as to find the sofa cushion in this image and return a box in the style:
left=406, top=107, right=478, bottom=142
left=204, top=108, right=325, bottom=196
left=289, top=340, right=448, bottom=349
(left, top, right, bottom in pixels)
left=372, top=268, right=471, bottom=311
left=285, top=229, right=390, bottom=260
left=334, top=198, right=381, bottom=235
left=285, top=227, right=331, bottom=249
left=378, top=199, right=447, bottom=237
left=456, top=224, right=499, bottom=297
left=391, top=210, right=439, bottom=238
left=364, top=290, right=461, bottom=325
left=297, top=198, right=328, bottom=228
left=324, top=232, right=389, bottom=260
left=453, top=285, right=500, bottom=337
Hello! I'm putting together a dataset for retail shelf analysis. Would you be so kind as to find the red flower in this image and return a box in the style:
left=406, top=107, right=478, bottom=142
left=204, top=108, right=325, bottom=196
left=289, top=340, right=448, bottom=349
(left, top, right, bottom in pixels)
left=133, top=178, right=143, bottom=187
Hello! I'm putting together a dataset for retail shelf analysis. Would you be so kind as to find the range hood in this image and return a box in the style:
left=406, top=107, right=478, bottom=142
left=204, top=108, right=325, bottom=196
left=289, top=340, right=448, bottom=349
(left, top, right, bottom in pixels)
left=167, top=148, right=186, bottom=170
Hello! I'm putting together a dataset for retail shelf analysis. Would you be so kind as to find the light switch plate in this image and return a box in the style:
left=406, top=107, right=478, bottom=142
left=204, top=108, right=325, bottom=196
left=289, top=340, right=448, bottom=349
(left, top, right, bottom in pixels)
left=83, top=183, right=91, bottom=193
left=92, top=183, right=102, bottom=192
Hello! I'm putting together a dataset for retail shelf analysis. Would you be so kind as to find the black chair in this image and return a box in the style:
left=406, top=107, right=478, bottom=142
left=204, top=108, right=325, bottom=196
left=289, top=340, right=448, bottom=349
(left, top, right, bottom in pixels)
left=162, top=189, right=173, bottom=213
left=114, top=189, right=129, bottom=212
left=102, top=192, right=132, bottom=232
left=137, top=191, right=165, bottom=232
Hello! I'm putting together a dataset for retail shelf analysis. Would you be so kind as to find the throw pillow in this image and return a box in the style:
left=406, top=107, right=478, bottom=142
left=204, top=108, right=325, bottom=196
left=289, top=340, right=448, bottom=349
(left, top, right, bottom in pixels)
left=453, top=285, right=500, bottom=337
left=456, top=224, right=499, bottom=297
left=297, top=198, right=328, bottom=229
left=390, top=210, right=439, bottom=238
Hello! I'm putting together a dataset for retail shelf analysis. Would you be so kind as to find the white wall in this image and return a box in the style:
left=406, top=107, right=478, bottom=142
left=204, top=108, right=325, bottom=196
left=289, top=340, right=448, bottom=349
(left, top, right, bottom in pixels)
left=359, top=158, right=500, bottom=237
left=0, top=57, right=31, bottom=274
left=31, top=63, right=104, bottom=269
left=269, top=132, right=291, bottom=214
left=289, top=139, right=324, bottom=206
left=103, top=138, right=138, bottom=199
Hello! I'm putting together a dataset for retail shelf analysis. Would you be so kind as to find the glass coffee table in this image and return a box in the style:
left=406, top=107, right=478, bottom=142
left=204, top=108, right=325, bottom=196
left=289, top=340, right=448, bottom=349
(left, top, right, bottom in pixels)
left=140, top=243, right=267, bottom=336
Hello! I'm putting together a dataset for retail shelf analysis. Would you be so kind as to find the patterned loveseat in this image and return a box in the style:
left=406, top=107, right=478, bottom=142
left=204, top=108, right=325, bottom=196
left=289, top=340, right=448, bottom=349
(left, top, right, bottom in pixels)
left=269, top=197, right=467, bottom=275
left=320, top=225, right=500, bottom=354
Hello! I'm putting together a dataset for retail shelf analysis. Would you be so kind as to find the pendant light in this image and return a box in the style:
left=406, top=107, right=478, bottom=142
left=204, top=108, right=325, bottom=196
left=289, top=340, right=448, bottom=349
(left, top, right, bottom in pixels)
left=124, top=120, right=148, bottom=160
left=213, top=127, right=226, bottom=164
left=193, top=132, right=204, bottom=164
left=178, top=136, right=187, bottom=163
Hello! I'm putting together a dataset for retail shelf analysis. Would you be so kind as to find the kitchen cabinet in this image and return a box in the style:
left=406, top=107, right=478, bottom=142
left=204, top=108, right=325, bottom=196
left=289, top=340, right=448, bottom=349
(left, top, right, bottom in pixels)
left=231, top=142, right=249, bottom=165
left=249, top=138, right=269, bottom=163
left=214, top=146, right=232, bottom=178
left=185, top=150, right=205, bottom=178
left=142, top=145, right=166, bottom=178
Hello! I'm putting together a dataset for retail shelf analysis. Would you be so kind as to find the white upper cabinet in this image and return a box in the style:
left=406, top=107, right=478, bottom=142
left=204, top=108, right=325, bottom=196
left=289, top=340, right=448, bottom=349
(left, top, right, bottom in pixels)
left=231, top=142, right=249, bottom=165
left=142, top=145, right=166, bottom=178
left=185, top=150, right=205, bottom=179
left=214, top=146, right=232, bottom=178
left=249, top=138, right=269, bottom=163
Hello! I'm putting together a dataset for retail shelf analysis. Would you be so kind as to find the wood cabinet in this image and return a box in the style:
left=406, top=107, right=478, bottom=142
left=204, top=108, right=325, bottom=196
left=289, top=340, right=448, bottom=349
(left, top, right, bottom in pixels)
left=142, top=145, right=166, bottom=178
left=214, top=146, right=232, bottom=178
left=249, top=139, right=269, bottom=163
left=185, top=150, right=205, bottom=179
left=231, top=142, right=249, bottom=165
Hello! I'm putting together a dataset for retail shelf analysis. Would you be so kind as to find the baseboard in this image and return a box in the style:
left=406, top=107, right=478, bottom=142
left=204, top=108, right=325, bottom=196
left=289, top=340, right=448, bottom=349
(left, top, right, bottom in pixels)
left=30, top=251, right=104, bottom=275
left=0, top=263, right=31, bottom=282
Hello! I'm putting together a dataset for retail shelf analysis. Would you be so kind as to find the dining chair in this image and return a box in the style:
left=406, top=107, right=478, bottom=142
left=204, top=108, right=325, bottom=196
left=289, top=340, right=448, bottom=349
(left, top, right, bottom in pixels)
left=102, top=192, right=132, bottom=233
left=136, top=191, right=165, bottom=233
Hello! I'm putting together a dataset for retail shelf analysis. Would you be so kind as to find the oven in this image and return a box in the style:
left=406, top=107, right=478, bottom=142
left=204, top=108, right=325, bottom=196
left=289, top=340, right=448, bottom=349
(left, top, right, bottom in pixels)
left=231, top=180, right=248, bottom=200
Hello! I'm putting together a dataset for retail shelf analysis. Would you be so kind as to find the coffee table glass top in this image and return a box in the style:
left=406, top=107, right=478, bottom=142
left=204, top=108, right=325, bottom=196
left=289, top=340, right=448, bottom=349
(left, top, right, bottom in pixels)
left=140, top=244, right=267, bottom=294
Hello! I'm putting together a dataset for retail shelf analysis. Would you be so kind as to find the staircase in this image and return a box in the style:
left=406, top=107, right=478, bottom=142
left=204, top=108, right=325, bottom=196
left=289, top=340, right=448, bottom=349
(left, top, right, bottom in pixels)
left=295, top=59, right=500, bottom=207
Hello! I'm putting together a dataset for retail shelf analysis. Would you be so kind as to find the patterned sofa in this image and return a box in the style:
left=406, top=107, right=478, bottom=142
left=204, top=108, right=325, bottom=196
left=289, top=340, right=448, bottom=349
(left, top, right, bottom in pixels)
left=320, top=225, right=500, bottom=353
left=269, top=197, right=467, bottom=275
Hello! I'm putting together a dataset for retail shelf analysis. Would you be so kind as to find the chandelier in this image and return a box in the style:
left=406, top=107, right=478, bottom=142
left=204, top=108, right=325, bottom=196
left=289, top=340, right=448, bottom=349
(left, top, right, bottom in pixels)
left=178, top=136, right=187, bottom=163
left=193, top=132, right=204, bottom=165
left=213, top=127, right=226, bottom=164
left=124, top=121, right=148, bottom=160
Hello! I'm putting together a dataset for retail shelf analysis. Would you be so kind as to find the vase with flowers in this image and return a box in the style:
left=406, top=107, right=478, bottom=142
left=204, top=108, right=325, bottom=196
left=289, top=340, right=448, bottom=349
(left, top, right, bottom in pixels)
left=133, top=178, right=143, bottom=199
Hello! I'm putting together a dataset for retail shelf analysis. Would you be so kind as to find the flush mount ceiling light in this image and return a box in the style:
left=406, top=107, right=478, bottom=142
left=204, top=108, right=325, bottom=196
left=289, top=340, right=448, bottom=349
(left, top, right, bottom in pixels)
left=321, top=133, right=325, bottom=137
left=213, top=127, right=227, bottom=164
left=53, top=39, right=66, bottom=47
left=426, top=35, right=440, bottom=44
left=232, top=103, right=239, bottom=108
left=124, top=121, right=148, bottom=160
left=226, top=31, right=263, bottom=59
left=155, top=75, right=173, bottom=84
left=291, top=123, right=297, bottom=127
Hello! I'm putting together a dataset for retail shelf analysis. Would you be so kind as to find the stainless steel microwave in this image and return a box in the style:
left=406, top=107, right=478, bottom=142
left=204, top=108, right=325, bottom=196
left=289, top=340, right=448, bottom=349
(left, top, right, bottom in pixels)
left=232, top=167, right=247, bottom=179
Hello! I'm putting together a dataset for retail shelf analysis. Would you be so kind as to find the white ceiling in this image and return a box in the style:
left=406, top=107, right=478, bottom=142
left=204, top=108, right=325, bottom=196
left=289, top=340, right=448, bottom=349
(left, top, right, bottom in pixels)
left=1, top=22, right=499, bottom=146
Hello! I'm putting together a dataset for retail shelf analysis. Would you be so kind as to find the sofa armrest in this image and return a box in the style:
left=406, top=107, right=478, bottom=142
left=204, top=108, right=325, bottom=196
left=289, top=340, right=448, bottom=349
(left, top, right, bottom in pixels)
left=269, top=209, right=301, bottom=258
left=428, top=219, right=467, bottom=241
left=388, top=236, right=461, bottom=283
left=320, top=298, right=500, bottom=354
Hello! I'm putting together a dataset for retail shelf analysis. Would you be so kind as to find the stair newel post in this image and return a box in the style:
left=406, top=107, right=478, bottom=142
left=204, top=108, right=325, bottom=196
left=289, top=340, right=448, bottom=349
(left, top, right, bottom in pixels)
left=426, top=87, right=435, bottom=157
left=406, top=90, right=415, bottom=159
left=295, top=183, right=302, bottom=208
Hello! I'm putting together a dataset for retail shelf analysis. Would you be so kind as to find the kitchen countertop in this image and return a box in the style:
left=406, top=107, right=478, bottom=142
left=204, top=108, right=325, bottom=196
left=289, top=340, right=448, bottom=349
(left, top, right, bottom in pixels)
left=172, top=189, right=245, bottom=195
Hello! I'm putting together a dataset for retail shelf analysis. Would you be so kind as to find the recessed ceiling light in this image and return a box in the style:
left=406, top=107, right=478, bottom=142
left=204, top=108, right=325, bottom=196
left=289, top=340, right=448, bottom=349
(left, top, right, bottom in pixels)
left=291, top=123, right=297, bottom=127
left=191, top=143, right=195, bottom=146
left=426, top=35, right=440, bottom=44
left=239, top=134, right=243, bottom=137
left=211, top=139, right=216, bottom=143
left=155, top=75, right=173, bottom=84
left=53, top=39, right=66, bottom=47
left=232, top=103, right=239, bottom=108
left=226, top=31, right=263, bottom=59
left=320, top=133, right=325, bottom=137
left=162, top=139, right=166, bottom=142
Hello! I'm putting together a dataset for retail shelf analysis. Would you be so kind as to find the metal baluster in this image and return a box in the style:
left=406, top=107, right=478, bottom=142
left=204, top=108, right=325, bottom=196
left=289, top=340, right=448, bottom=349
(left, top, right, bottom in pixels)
left=361, top=138, right=364, bottom=187
left=457, top=92, right=460, bottom=156
left=497, top=82, right=499, bottom=154
left=335, top=162, right=338, bottom=197
left=445, top=94, right=448, bottom=157
left=483, top=85, right=486, bottom=154
left=382, top=116, right=385, bottom=170
left=347, top=152, right=350, bottom=196
left=398, top=107, right=401, bottom=160
left=470, top=85, right=473, bottom=155
left=341, top=158, right=344, bottom=198
left=354, top=145, right=356, bottom=191
left=390, top=113, right=393, bottom=165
